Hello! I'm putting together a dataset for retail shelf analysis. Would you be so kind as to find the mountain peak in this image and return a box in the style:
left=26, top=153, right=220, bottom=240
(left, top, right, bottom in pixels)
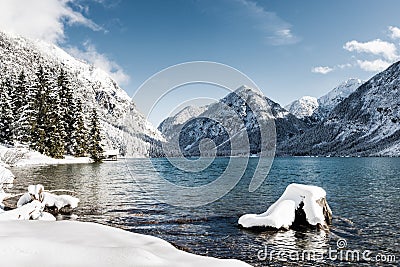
left=285, top=96, right=318, bottom=119
left=317, top=78, right=364, bottom=114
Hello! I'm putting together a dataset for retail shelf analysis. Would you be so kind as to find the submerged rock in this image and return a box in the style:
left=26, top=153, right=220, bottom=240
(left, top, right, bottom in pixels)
left=238, top=183, right=332, bottom=230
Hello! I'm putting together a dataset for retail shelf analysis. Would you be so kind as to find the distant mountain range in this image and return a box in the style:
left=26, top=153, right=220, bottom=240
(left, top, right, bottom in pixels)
left=159, top=66, right=400, bottom=157
left=0, top=31, right=163, bottom=157
left=285, top=78, right=364, bottom=120
left=280, top=63, right=400, bottom=156
left=158, top=86, right=310, bottom=157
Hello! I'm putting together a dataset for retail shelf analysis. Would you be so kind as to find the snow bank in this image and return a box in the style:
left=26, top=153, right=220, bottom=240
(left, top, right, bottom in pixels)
left=0, top=220, right=250, bottom=267
left=238, top=183, right=332, bottom=230
left=0, top=145, right=92, bottom=166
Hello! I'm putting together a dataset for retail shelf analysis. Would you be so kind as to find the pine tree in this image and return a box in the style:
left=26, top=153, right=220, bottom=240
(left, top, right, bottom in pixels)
left=30, top=65, right=51, bottom=154
left=57, top=69, right=74, bottom=154
left=0, top=79, right=14, bottom=145
left=88, top=108, right=103, bottom=162
left=13, top=71, right=28, bottom=116
left=71, top=99, right=88, bottom=157
left=13, top=70, right=31, bottom=145
left=45, top=71, right=65, bottom=159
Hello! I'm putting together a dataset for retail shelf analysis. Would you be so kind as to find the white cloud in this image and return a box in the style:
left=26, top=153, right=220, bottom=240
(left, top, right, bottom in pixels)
left=235, top=0, right=300, bottom=45
left=311, top=66, right=333, bottom=74
left=337, top=63, right=352, bottom=69
left=0, top=0, right=102, bottom=44
left=68, top=41, right=130, bottom=85
left=0, top=0, right=130, bottom=85
left=200, top=0, right=299, bottom=45
left=343, top=39, right=398, bottom=61
left=388, top=26, right=400, bottom=39
left=356, top=59, right=391, bottom=72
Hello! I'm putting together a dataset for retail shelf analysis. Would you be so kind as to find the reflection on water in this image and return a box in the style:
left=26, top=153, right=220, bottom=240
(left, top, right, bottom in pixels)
left=7, top=157, right=400, bottom=267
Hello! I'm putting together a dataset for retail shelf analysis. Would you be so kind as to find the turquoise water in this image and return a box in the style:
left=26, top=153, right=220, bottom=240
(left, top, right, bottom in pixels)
left=10, top=157, right=400, bottom=266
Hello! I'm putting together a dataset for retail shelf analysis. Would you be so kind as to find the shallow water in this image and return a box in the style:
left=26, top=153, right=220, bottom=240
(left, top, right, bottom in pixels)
left=9, top=157, right=400, bottom=266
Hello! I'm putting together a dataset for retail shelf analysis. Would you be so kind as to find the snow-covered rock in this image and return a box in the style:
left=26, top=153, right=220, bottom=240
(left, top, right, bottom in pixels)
left=0, top=220, right=250, bottom=267
left=0, top=162, right=14, bottom=185
left=17, top=184, right=79, bottom=213
left=285, top=96, right=319, bottom=119
left=0, top=162, right=14, bottom=209
left=0, top=31, right=163, bottom=157
left=238, top=183, right=332, bottom=230
left=0, top=200, right=55, bottom=221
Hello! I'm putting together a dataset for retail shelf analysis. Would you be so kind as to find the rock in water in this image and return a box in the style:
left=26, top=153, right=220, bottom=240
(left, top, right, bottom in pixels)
left=238, top=183, right=332, bottom=230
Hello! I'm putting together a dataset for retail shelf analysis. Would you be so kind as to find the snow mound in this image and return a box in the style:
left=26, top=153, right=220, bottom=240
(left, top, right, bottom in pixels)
left=238, top=183, right=332, bottom=230
left=0, top=200, right=55, bottom=221
left=0, top=220, right=250, bottom=267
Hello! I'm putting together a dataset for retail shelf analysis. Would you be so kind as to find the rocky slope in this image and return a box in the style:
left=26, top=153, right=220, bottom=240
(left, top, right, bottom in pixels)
left=0, top=31, right=163, bottom=157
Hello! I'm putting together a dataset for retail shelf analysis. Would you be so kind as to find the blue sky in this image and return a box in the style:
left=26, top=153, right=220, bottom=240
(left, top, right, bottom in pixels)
left=2, top=0, right=400, bottom=125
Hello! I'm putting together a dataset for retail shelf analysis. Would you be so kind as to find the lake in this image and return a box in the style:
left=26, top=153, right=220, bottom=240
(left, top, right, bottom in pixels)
left=9, top=157, right=400, bottom=266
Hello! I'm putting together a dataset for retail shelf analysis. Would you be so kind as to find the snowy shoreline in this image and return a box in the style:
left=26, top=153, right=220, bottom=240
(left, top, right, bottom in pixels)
left=0, top=145, right=92, bottom=167
left=0, top=220, right=250, bottom=267
left=0, top=149, right=251, bottom=266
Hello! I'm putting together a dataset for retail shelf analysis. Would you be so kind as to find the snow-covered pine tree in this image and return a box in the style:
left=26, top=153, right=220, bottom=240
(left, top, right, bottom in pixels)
left=45, top=68, right=65, bottom=159
left=88, top=108, right=104, bottom=162
left=13, top=71, right=28, bottom=116
left=57, top=69, right=75, bottom=154
left=30, top=65, right=51, bottom=154
left=71, top=98, right=88, bottom=157
left=13, top=70, right=31, bottom=144
left=0, top=78, right=14, bottom=145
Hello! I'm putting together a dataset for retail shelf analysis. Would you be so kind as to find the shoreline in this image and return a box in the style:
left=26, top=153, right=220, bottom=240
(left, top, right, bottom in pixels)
left=0, top=220, right=251, bottom=267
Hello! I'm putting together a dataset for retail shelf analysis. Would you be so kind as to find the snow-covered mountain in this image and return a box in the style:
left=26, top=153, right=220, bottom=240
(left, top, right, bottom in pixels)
left=158, top=105, right=207, bottom=135
left=315, top=78, right=364, bottom=119
left=0, top=31, right=163, bottom=157
left=280, top=62, right=400, bottom=156
left=159, top=86, right=311, bottom=156
left=286, top=78, right=364, bottom=120
left=285, top=96, right=318, bottom=119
